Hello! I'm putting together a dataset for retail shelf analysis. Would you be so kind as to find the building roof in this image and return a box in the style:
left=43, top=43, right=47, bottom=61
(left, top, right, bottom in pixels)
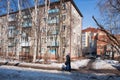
left=71, top=0, right=83, bottom=17
left=0, top=0, right=83, bottom=17
left=82, top=27, right=97, bottom=33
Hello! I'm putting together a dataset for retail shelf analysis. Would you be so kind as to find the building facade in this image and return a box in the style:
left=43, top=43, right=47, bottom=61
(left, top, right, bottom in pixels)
left=82, top=27, right=97, bottom=56
left=82, top=27, right=120, bottom=59
left=0, top=0, right=83, bottom=62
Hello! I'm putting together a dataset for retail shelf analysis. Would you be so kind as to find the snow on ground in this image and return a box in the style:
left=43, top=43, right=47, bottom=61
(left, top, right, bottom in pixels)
left=71, top=59, right=90, bottom=69
left=92, top=59, right=116, bottom=69
left=0, top=58, right=120, bottom=80
left=0, top=65, right=120, bottom=80
left=0, top=58, right=120, bottom=70
left=45, top=59, right=120, bottom=70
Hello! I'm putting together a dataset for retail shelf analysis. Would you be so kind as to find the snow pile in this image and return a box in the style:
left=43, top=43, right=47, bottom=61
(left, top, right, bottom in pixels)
left=54, top=59, right=119, bottom=70
left=105, top=60, right=119, bottom=65
left=50, top=59, right=91, bottom=70
left=50, top=63, right=64, bottom=68
left=71, top=59, right=90, bottom=69
left=92, top=59, right=116, bottom=70
left=0, top=58, right=119, bottom=70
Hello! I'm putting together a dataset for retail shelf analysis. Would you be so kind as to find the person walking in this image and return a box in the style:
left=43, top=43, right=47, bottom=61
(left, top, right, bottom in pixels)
left=65, top=53, right=71, bottom=72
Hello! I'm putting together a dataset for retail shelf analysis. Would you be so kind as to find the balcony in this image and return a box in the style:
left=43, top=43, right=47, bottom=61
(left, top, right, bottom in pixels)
left=8, top=42, right=14, bottom=47
left=51, top=30, right=58, bottom=35
left=47, top=19, right=59, bottom=24
left=22, top=22, right=32, bottom=28
left=23, top=15, right=31, bottom=19
left=20, top=41, right=30, bottom=47
left=8, top=27, right=15, bottom=38
left=49, top=49, right=56, bottom=54
left=48, top=9, right=59, bottom=14
left=47, top=41, right=59, bottom=47
left=8, top=34, right=15, bottom=38
left=8, top=17, right=16, bottom=22
left=23, top=15, right=28, bottom=19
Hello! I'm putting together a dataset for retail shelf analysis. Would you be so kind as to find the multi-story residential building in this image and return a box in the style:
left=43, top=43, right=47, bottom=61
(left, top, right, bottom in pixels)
left=0, top=0, right=83, bottom=62
left=97, top=29, right=120, bottom=59
left=82, top=27, right=97, bottom=56
left=82, top=27, right=120, bottom=59
left=97, top=29, right=108, bottom=55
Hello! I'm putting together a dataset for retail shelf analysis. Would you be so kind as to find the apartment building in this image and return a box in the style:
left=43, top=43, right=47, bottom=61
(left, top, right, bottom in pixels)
left=82, top=27, right=120, bottom=59
left=0, top=0, right=83, bottom=62
left=82, top=27, right=97, bottom=56
left=97, top=29, right=120, bottom=59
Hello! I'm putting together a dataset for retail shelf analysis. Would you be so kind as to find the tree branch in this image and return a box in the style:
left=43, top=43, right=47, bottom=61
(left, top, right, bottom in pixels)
left=92, top=16, right=120, bottom=54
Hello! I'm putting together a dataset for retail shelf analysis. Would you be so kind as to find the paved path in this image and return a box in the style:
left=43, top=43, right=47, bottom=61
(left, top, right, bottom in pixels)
left=0, top=65, right=120, bottom=80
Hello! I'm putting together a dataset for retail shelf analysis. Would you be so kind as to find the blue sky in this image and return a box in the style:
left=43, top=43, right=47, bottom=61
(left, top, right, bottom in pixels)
left=0, top=0, right=100, bottom=30
left=74, top=0, right=101, bottom=29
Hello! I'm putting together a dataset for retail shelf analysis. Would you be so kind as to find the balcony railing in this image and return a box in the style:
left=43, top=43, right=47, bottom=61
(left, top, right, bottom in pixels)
left=48, top=8, right=59, bottom=14
left=51, top=30, right=58, bottom=35
left=47, top=41, right=59, bottom=47
left=8, top=34, right=15, bottom=38
left=22, top=22, right=32, bottom=28
left=20, top=41, right=30, bottom=47
left=8, top=28, right=15, bottom=38
left=8, top=43, right=14, bottom=47
left=47, top=19, right=59, bottom=24
left=8, top=17, right=16, bottom=22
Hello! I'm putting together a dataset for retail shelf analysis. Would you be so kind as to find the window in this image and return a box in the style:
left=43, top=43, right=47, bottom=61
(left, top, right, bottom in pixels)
left=41, top=37, right=45, bottom=43
left=41, top=48, right=45, bottom=53
left=8, top=14, right=16, bottom=21
left=48, top=8, right=59, bottom=14
left=23, top=14, right=31, bottom=19
left=8, top=47, right=13, bottom=52
left=62, top=25, right=66, bottom=31
left=62, top=14, right=66, bottom=21
left=48, top=16, right=59, bottom=24
left=8, top=27, right=15, bottom=37
left=50, top=36, right=53, bottom=41
left=62, top=3, right=66, bottom=10
left=41, top=27, right=46, bottom=33
left=21, top=33, right=28, bottom=42
left=0, top=40, right=3, bottom=44
left=22, top=47, right=30, bottom=53
left=8, top=39, right=14, bottom=47
left=22, top=20, right=32, bottom=27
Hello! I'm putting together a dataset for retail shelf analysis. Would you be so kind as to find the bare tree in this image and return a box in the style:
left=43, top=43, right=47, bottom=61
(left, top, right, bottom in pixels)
left=98, top=0, right=120, bottom=34
left=93, top=0, right=120, bottom=60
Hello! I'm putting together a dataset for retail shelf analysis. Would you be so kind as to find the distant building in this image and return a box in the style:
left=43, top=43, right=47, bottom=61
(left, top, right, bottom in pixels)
left=97, top=29, right=108, bottom=55
left=82, top=27, right=97, bottom=56
left=97, top=29, right=120, bottom=58
left=82, top=27, right=120, bottom=59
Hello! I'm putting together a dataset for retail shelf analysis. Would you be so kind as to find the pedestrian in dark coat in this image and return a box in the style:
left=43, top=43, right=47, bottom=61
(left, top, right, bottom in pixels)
left=65, top=53, right=71, bottom=71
